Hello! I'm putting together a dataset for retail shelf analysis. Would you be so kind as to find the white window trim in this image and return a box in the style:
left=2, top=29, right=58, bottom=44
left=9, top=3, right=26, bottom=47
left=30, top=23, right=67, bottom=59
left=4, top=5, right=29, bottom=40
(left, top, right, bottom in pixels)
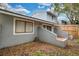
left=13, top=18, right=34, bottom=35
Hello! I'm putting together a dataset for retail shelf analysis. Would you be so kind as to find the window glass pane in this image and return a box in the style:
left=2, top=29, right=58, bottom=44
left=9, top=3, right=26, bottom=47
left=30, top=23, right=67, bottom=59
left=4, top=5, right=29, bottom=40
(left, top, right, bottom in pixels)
left=15, top=20, right=25, bottom=33
left=43, top=25, right=45, bottom=28
left=47, top=26, right=52, bottom=31
left=43, top=25, right=52, bottom=31
left=26, top=22, right=33, bottom=32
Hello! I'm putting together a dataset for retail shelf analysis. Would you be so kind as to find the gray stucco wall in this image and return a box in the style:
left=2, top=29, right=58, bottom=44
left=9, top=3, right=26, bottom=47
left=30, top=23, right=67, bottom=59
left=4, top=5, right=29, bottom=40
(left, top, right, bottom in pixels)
left=0, top=14, right=38, bottom=48
left=47, top=14, right=58, bottom=24
left=47, top=14, right=52, bottom=21
left=32, top=12, right=47, bottom=21
left=38, top=28, right=67, bottom=47
left=0, top=24, right=1, bottom=46
left=32, top=11, right=58, bottom=23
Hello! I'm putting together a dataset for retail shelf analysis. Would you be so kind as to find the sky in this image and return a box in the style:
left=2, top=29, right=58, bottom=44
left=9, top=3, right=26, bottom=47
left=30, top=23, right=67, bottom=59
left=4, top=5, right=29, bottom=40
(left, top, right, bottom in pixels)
left=4, top=3, right=69, bottom=21
left=9, top=3, right=51, bottom=16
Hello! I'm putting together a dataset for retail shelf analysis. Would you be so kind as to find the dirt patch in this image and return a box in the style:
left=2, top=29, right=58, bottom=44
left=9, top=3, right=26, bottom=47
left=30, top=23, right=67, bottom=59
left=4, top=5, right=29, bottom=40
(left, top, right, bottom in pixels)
left=0, top=40, right=79, bottom=56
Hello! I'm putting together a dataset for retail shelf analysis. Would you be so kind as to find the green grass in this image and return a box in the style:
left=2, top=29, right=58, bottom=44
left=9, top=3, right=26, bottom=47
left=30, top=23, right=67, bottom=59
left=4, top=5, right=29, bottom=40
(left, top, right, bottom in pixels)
left=76, top=39, right=79, bottom=44
left=31, top=50, right=79, bottom=56
left=32, top=51, right=47, bottom=56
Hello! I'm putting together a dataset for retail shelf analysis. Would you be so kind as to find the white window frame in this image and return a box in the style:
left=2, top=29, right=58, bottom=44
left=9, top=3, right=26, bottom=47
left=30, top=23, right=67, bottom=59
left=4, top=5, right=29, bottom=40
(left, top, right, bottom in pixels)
left=13, top=18, right=34, bottom=35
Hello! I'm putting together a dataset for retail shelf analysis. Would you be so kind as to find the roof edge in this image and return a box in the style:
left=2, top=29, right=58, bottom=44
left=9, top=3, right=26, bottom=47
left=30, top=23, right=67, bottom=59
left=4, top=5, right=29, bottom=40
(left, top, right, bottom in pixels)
left=0, top=8, right=56, bottom=25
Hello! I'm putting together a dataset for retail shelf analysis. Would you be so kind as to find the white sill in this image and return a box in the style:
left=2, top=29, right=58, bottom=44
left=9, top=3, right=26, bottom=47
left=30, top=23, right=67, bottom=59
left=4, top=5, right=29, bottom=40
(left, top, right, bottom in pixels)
left=13, top=32, right=34, bottom=35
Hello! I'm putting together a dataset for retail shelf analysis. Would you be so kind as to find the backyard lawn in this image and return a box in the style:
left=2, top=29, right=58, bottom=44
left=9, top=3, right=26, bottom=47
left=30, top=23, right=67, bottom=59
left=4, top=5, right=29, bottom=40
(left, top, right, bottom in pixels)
left=0, top=40, right=79, bottom=56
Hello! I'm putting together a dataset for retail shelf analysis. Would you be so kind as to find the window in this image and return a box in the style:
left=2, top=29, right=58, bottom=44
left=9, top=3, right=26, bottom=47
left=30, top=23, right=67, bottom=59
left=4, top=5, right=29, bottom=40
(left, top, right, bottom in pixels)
left=15, top=20, right=25, bottom=33
left=26, top=22, right=33, bottom=33
left=43, top=25, right=52, bottom=31
left=43, top=25, right=47, bottom=29
left=15, top=20, right=33, bottom=33
left=47, top=26, right=52, bottom=31
left=52, top=16, right=54, bottom=20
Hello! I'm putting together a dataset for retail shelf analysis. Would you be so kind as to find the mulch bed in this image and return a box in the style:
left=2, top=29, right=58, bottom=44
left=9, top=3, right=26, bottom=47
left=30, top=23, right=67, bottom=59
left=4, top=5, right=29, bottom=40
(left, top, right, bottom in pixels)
left=0, top=40, right=79, bottom=56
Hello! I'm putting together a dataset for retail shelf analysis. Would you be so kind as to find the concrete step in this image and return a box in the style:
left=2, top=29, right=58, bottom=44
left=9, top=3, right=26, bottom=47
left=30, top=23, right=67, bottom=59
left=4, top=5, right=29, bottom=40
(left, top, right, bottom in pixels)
left=56, top=37, right=67, bottom=41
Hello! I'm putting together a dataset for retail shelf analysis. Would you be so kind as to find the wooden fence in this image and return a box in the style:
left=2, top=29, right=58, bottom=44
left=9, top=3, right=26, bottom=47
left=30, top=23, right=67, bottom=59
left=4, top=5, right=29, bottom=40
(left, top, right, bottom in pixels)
left=56, top=25, right=79, bottom=39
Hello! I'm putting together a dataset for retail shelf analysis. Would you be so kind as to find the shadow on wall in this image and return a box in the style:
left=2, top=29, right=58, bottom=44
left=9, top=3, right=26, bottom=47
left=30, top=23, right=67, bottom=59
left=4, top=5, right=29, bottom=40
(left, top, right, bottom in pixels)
left=0, top=24, right=2, bottom=47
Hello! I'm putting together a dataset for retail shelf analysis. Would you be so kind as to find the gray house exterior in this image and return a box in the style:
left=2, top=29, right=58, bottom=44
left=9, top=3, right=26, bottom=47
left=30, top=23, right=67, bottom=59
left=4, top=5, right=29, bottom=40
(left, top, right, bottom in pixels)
left=32, top=10, right=58, bottom=24
left=0, top=8, right=68, bottom=49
